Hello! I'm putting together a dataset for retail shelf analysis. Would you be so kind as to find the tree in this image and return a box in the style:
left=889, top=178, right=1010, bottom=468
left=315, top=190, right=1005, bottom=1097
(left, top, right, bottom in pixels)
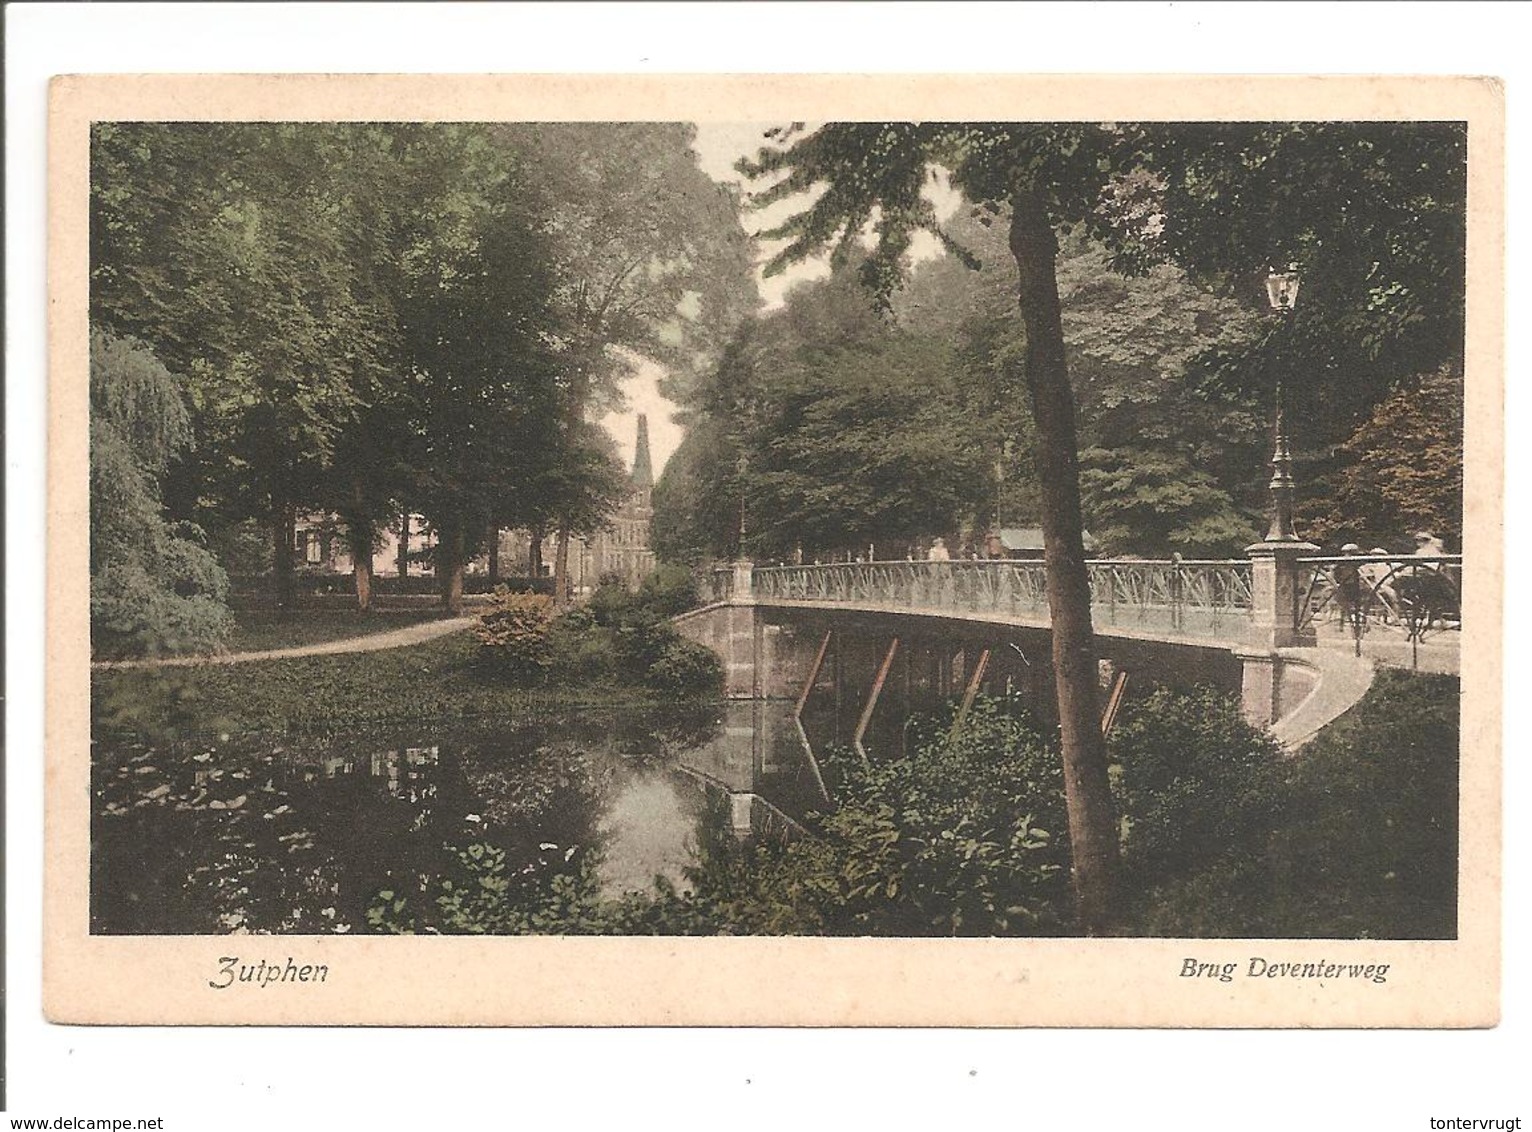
left=1136, top=121, right=1467, bottom=459
left=1077, top=447, right=1255, bottom=557
left=736, top=119, right=1469, bottom=931
left=1304, top=363, right=1464, bottom=550
left=651, top=413, right=741, bottom=566
left=740, top=123, right=1132, bottom=931
left=387, top=127, right=566, bottom=612
left=89, top=330, right=232, bottom=658
left=510, top=420, right=633, bottom=572
left=899, top=215, right=1267, bottom=554
left=496, top=123, right=758, bottom=603
left=91, top=123, right=404, bottom=607
left=657, top=268, right=993, bottom=562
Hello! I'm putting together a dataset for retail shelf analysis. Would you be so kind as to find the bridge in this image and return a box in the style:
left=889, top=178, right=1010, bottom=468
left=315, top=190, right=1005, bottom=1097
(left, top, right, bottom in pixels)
left=674, top=549, right=1461, bottom=753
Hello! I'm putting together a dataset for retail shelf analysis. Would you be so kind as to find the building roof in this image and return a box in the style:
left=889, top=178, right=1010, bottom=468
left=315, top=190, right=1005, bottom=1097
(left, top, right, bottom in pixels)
left=998, top=527, right=1098, bottom=552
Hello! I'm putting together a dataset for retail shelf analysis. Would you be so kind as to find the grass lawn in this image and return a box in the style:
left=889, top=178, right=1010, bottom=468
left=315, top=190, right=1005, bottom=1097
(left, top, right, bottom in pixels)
left=224, top=606, right=448, bottom=653
left=93, top=629, right=659, bottom=740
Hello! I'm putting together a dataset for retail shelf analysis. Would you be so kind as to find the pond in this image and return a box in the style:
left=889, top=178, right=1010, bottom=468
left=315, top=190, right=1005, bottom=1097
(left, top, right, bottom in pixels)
left=91, top=700, right=828, bottom=935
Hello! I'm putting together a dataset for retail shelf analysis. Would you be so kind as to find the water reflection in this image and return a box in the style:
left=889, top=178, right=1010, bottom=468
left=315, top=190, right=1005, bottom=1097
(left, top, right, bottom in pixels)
left=92, top=700, right=821, bottom=934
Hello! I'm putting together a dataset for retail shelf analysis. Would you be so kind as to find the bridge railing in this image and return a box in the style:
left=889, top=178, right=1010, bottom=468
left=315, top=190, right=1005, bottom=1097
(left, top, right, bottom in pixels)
left=751, top=558, right=1254, bottom=641
left=1295, top=554, right=1461, bottom=665
left=1088, top=558, right=1254, bottom=638
left=706, top=565, right=736, bottom=604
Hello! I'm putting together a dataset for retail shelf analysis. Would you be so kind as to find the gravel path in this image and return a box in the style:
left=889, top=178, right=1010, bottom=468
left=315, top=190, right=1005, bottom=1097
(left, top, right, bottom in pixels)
left=92, top=616, right=476, bottom=670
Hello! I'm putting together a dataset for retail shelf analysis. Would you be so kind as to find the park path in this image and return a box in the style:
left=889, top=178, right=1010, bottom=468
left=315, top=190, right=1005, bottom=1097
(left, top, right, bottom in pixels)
left=92, top=615, right=476, bottom=671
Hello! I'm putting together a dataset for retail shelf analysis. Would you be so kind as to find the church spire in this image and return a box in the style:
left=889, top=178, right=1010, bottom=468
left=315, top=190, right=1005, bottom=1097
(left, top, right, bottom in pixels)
left=631, top=414, right=653, bottom=489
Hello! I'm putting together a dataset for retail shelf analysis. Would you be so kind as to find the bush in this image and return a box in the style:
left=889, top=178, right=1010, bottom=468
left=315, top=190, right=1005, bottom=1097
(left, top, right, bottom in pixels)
left=1110, top=686, right=1285, bottom=889
left=646, top=638, right=723, bottom=697
left=471, top=588, right=555, bottom=682
left=1112, top=674, right=1460, bottom=940
left=584, top=578, right=642, bottom=628
left=90, top=332, right=233, bottom=659
left=677, top=699, right=1073, bottom=936
left=636, top=563, right=702, bottom=619
left=1267, top=669, right=1459, bottom=939
left=546, top=618, right=618, bottom=683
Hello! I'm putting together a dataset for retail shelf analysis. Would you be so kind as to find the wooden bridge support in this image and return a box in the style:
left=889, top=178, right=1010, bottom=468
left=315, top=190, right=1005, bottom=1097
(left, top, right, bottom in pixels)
left=854, top=638, right=900, bottom=764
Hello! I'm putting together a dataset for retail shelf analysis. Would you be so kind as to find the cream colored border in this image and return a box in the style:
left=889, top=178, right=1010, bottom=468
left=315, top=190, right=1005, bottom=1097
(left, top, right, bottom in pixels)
left=47, top=73, right=1504, bottom=1027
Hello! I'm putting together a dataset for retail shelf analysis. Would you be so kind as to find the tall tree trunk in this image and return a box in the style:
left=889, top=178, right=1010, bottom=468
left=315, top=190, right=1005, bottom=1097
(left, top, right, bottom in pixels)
left=272, top=499, right=296, bottom=608
left=346, top=481, right=373, bottom=614
left=553, top=523, right=572, bottom=609
left=528, top=523, right=545, bottom=580
left=438, top=518, right=466, bottom=613
left=1010, top=188, right=1120, bottom=935
left=487, top=521, right=501, bottom=586
left=397, top=511, right=410, bottom=578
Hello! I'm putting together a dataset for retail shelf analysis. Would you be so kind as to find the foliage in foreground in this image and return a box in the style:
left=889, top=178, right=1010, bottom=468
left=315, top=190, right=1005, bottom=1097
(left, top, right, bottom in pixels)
left=360, top=674, right=1459, bottom=940
left=1121, top=670, right=1460, bottom=939
left=694, top=703, right=1073, bottom=936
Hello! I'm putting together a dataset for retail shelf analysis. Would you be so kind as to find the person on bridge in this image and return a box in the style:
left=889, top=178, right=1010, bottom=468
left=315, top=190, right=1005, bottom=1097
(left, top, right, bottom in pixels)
left=1413, top=530, right=1447, bottom=563
left=1334, top=543, right=1364, bottom=627
left=926, top=538, right=951, bottom=562
left=1361, top=547, right=1400, bottom=624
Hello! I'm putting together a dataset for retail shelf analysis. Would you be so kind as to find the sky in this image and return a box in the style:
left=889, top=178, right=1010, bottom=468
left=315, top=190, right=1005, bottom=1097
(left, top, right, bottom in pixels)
left=601, top=121, right=961, bottom=478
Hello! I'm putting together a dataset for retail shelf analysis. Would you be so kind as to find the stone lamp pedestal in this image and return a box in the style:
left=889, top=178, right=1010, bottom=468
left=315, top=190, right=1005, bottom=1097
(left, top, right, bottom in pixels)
left=1239, top=538, right=1319, bottom=729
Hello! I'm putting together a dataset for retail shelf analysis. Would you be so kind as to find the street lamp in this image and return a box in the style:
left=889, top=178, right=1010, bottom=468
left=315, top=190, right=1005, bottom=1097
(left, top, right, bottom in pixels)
left=1264, top=264, right=1301, bottom=542
left=736, top=452, right=748, bottom=557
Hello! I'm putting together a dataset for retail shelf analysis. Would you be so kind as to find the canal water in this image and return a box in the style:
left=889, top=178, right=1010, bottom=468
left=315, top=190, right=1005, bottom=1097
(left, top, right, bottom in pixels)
left=91, top=701, right=831, bottom=935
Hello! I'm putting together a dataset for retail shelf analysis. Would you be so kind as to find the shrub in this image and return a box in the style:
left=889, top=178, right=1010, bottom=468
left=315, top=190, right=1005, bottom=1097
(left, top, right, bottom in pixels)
left=472, top=588, right=555, bottom=682
left=679, top=700, right=1073, bottom=936
left=585, top=577, right=641, bottom=628
left=646, top=638, right=724, bottom=697
left=1112, top=674, right=1460, bottom=940
left=637, top=563, right=701, bottom=619
left=546, top=617, right=618, bottom=683
left=90, top=332, right=233, bottom=659
left=1267, top=669, right=1459, bottom=939
left=1110, top=686, right=1285, bottom=890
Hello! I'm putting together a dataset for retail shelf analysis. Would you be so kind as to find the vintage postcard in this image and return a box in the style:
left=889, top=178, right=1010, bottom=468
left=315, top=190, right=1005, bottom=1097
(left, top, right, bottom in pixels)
left=46, top=73, right=1503, bottom=1026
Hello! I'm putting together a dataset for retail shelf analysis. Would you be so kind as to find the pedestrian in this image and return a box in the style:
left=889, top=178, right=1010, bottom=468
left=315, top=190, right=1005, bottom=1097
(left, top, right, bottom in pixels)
left=1360, top=546, right=1400, bottom=624
left=1334, top=543, right=1363, bottom=626
left=1412, top=530, right=1446, bottom=561
left=926, top=538, right=950, bottom=562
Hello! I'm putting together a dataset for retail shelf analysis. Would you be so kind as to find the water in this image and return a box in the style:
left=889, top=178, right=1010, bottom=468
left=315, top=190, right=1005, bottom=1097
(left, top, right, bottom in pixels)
left=91, top=701, right=825, bottom=935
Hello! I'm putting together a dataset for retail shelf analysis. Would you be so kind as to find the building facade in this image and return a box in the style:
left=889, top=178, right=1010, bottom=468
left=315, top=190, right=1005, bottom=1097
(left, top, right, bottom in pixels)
left=293, top=416, right=658, bottom=594
left=586, top=414, right=656, bottom=589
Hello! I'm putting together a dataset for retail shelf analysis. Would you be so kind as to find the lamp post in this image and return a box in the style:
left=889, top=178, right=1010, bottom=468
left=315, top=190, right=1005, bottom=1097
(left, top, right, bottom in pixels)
left=1263, top=265, right=1302, bottom=541
left=736, top=453, right=748, bottom=555
left=1238, top=264, right=1318, bottom=727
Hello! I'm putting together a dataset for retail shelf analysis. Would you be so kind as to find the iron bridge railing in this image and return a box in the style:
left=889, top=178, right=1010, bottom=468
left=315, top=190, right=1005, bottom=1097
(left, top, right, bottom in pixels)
left=744, top=558, right=1254, bottom=641
left=1295, top=554, right=1462, bottom=665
